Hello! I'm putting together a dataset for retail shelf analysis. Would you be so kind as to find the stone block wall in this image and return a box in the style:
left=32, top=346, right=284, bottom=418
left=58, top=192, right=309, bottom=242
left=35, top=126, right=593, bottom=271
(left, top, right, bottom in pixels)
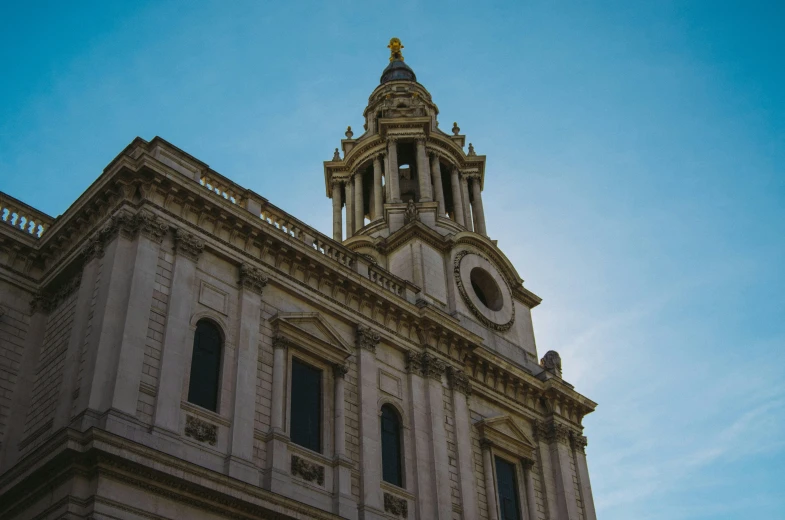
left=0, top=285, right=31, bottom=449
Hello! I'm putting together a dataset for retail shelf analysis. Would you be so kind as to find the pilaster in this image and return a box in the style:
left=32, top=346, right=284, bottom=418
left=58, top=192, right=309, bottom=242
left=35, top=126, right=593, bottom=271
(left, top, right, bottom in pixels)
left=152, top=229, right=203, bottom=435
left=356, top=326, right=383, bottom=518
left=447, top=367, right=479, bottom=519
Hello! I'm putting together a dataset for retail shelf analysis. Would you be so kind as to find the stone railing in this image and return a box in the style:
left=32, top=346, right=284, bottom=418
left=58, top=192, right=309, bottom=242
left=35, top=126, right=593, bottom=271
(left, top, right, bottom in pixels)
left=260, top=204, right=304, bottom=240
left=312, top=236, right=354, bottom=269
left=0, top=192, right=54, bottom=238
left=369, top=264, right=405, bottom=297
left=199, top=171, right=246, bottom=207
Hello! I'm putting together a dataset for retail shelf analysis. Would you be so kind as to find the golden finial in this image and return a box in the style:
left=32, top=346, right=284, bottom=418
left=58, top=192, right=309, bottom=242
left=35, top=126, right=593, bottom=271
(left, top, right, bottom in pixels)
left=388, top=37, right=404, bottom=62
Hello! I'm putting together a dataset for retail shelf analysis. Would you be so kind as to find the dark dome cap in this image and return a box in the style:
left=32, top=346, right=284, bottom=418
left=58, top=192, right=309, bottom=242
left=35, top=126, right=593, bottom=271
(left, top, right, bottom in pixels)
left=380, top=37, right=417, bottom=84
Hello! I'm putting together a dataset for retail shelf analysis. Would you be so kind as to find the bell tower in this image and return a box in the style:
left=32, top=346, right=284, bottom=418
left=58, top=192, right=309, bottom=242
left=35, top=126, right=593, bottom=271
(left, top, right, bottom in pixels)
left=324, top=38, right=488, bottom=242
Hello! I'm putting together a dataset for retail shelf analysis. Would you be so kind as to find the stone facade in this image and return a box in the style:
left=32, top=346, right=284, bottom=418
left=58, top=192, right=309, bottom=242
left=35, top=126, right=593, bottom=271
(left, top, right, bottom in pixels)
left=0, top=40, right=597, bottom=520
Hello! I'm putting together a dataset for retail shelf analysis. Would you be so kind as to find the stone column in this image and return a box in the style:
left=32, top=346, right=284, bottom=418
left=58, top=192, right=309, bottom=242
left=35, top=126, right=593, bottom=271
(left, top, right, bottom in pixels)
left=225, top=264, right=266, bottom=484
left=460, top=174, right=473, bottom=232
left=267, top=335, right=291, bottom=493
left=522, top=459, right=539, bottom=520
left=103, top=212, right=169, bottom=418
left=356, top=326, right=383, bottom=514
left=447, top=368, right=479, bottom=520
left=534, top=420, right=557, bottom=519
left=53, top=240, right=101, bottom=430
left=373, top=156, right=383, bottom=220
left=573, top=434, right=597, bottom=520
left=469, top=175, right=487, bottom=236
left=152, top=230, right=203, bottom=434
left=547, top=422, right=581, bottom=520
left=345, top=180, right=354, bottom=239
left=430, top=154, right=446, bottom=217
left=333, top=363, right=356, bottom=518
left=332, top=180, right=343, bottom=241
left=415, top=138, right=433, bottom=201
left=407, top=352, right=450, bottom=520
left=354, top=171, right=364, bottom=232
left=481, top=439, right=500, bottom=520
left=387, top=138, right=401, bottom=202
left=449, top=167, right=465, bottom=226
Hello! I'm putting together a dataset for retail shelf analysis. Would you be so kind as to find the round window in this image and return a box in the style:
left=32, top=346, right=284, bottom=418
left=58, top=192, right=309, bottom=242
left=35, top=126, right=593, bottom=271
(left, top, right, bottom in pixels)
left=470, top=267, right=503, bottom=311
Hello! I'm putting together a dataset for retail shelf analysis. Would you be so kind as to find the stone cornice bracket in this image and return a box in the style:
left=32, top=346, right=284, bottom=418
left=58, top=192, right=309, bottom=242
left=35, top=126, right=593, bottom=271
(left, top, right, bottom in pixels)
left=238, top=263, right=268, bottom=295
left=333, top=363, right=349, bottom=378
left=447, top=366, right=472, bottom=396
left=406, top=351, right=446, bottom=380
left=356, top=325, right=380, bottom=353
left=174, top=228, right=204, bottom=261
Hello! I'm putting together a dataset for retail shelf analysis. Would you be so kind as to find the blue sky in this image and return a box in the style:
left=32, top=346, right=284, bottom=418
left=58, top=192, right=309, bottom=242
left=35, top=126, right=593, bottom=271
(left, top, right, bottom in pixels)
left=2, top=1, right=784, bottom=518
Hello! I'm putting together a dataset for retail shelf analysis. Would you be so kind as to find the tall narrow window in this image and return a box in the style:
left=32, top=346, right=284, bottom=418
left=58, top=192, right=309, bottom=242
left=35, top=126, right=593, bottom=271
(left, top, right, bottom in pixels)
left=381, top=404, right=403, bottom=487
left=290, top=358, right=322, bottom=452
left=495, top=457, right=521, bottom=520
left=187, top=320, right=223, bottom=412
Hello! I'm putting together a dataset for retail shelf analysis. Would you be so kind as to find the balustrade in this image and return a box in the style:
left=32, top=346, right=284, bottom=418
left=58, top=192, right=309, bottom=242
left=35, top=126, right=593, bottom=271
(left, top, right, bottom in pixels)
left=369, top=264, right=405, bottom=297
left=0, top=192, right=53, bottom=238
left=199, top=173, right=245, bottom=206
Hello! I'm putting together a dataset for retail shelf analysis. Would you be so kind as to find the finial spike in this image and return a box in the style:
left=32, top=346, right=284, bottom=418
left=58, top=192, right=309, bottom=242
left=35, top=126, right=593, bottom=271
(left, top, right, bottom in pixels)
left=388, top=37, right=404, bottom=62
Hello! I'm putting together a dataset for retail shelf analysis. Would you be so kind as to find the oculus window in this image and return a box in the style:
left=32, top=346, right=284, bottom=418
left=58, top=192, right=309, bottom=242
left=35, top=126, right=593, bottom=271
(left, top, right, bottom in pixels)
left=187, top=320, right=223, bottom=412
left=290, top=358, right=322, bottom=452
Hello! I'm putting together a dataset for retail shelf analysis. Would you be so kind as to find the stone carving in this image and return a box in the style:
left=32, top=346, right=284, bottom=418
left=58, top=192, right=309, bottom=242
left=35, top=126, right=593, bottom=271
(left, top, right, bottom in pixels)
left=447, top=366, right=472, bottom=396
left=184, top=415, right=217, bottom=445
left=384, top=492, right=408, bottom=518
left=333, top=148, right=341, bottom=161
left=291, top=455, right=324, bottom=485
left=174, top=229, right=204, bottom=261
left=406, top=351, right=446, bottom=380
left=81, top=235, right=105, bottom=262
left=467, top=143, right=476, bottom=156
left=540, top=350, right=562, bottom=377
left=356, top=325, right=380, bottom=353
left=452, top=121, right=461, bottom=135
left=333, top=363, right=349, bottom=378
left=403, top=200, right=419, bottom=224
left=133, top=211, right=170, bottom=243
left=238, top=263, right=268, bottom=295
left=272, top=334, right=291, bottom=351
left=535, top=421, right=571, bottom=445
left=571, top=433, right=588, bottom=454
left=453, top=250, right=515, bottom=332
left=345, top=126, right=353, bottom=139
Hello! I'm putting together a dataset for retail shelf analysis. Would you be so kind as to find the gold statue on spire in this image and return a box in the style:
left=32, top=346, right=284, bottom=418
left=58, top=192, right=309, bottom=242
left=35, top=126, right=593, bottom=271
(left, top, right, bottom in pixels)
left=388, top=37, right=404, bottom=61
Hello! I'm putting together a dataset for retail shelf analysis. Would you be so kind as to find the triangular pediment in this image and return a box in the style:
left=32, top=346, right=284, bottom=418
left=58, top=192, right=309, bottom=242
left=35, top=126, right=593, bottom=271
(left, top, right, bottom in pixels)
left=476, top=415, right=536, bottom=460
left=269, top=312, right=352, bottom=363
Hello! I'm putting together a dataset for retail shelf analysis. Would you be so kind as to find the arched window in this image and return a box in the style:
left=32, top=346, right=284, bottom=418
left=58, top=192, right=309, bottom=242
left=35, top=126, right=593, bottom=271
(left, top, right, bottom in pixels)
left=187, top=319, right=223, bottom=412
left=381, top=404, right=403, bottom=487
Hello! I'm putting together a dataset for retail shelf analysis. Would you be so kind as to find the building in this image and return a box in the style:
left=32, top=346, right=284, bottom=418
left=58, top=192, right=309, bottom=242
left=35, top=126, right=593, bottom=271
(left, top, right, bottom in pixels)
left=0, top=39, right=598, bottom=520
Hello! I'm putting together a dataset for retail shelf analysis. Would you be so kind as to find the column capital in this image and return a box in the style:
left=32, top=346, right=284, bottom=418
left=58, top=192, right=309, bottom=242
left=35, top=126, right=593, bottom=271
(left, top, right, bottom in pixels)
left=133, top=210, right=170, bottom=243
left=521, top=458, right=535, bottom=471
left=415, top=136, right=427, bottom=145
left=333, top=363, right=349, bottom=378
left=406, top=351, right=446, bottom=380
left=386, top=136, right=398, bottom=144
left=356, top=325, right=380, bottom=352
left=174, top=228, right=204, bottom=261
left=272, top=334, right=291, bottom=352
left=479, top=438, right=493, bottom=451
left=571, top=432, right=588, bottom=454
left=81, top=234, right=105, bottom=262
left=238, top=263, right=268, bottom=295
left=330, top=178, right=344, bottom=188
left=447, top=366, right=472, bottom=396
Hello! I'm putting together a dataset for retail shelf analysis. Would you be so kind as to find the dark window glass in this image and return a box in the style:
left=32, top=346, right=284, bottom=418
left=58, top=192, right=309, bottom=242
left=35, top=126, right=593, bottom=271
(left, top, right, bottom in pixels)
left=495, top=457, right=521, bottom=520
left=290, top=358, right=322, bottom=452
left=381, top=404, right=403, bottom=486
left=187, top=320, right=223, bottom=411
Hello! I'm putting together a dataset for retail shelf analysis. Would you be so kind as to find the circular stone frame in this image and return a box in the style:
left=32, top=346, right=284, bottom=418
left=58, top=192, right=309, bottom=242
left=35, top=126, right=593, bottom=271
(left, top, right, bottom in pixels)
left=453, top=250, right=515, bottom=331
